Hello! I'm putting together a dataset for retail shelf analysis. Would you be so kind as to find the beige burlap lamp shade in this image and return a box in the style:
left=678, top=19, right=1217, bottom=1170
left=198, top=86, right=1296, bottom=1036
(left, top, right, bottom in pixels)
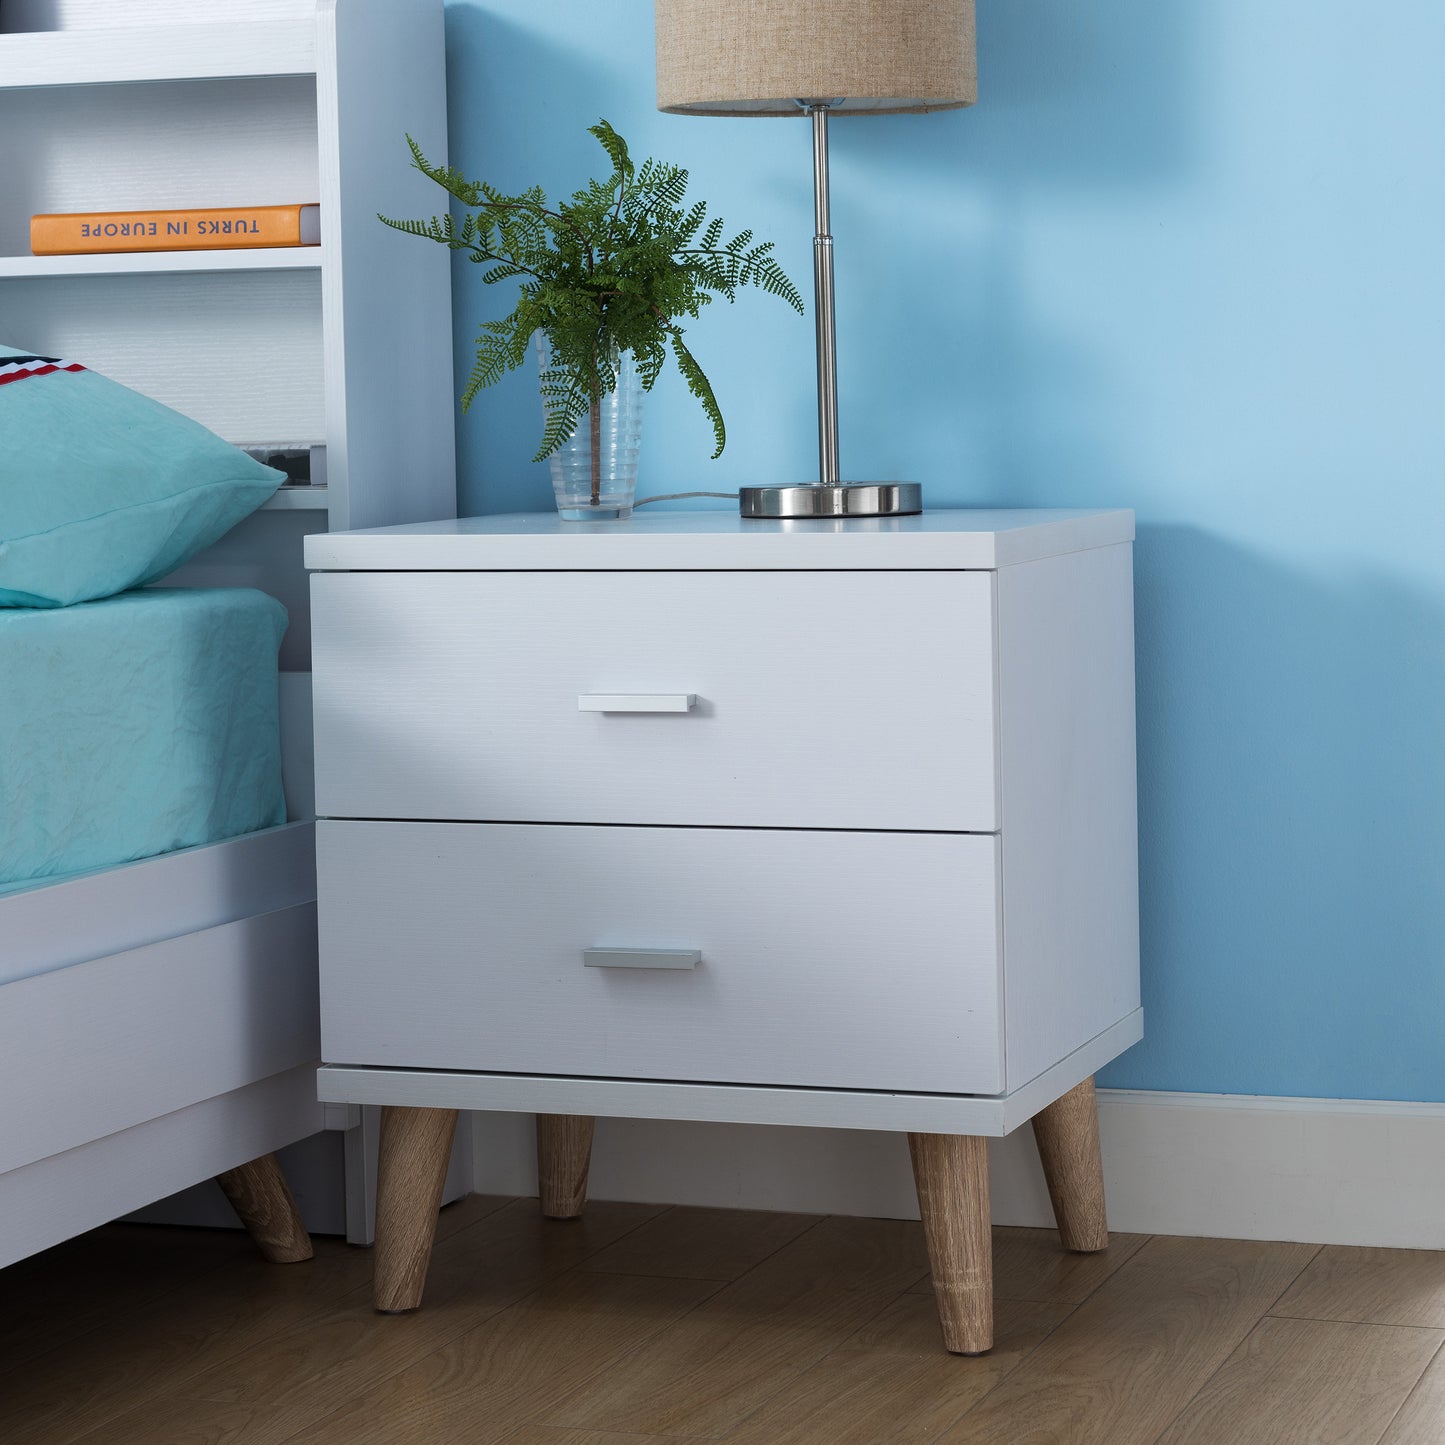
left=655, top=0, right=976, bottom=116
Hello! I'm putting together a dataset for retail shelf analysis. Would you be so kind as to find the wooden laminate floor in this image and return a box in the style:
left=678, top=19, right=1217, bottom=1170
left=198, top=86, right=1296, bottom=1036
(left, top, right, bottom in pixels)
left=5, top=1196, right=1445, bottom=1444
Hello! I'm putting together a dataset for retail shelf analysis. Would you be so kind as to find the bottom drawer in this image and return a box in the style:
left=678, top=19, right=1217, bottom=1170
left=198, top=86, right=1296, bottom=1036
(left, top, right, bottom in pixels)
left=317, top=821, right=1003, bottom=1094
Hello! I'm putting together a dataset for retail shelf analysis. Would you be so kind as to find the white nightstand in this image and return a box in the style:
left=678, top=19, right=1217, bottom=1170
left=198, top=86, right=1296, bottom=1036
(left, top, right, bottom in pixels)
left=305, top=508, right=1141, bottom=1354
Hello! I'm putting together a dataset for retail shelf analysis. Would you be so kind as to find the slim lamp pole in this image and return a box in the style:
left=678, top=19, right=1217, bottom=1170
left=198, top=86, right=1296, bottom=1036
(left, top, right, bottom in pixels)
left=809, top=102, right=841, bottom=488
left=737, top=100, right=921, bottom=517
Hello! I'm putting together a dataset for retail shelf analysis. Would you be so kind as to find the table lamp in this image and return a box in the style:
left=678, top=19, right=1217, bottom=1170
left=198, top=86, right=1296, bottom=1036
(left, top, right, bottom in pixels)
left=655, top=0, right=977, bottom=518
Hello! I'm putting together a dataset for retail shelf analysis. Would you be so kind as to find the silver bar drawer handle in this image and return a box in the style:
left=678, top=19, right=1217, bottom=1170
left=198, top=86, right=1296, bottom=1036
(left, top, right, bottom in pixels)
left=578, top=693, right=697, bottom=713
left=583, top=948, right=702, bottom=970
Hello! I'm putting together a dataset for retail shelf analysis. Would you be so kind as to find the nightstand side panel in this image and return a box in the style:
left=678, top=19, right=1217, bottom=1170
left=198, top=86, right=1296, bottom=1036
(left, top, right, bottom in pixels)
left=996, top=542, right=1141, bottom=1089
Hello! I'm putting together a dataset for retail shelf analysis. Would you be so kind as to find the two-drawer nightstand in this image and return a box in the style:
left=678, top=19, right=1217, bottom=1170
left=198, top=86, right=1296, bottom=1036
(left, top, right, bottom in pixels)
left=305, top=509, right=1141, bottom=1354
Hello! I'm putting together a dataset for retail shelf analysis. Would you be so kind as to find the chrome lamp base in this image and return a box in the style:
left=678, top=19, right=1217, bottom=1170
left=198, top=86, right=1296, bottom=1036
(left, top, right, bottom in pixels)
left=738, top=482, right=922, bottom=519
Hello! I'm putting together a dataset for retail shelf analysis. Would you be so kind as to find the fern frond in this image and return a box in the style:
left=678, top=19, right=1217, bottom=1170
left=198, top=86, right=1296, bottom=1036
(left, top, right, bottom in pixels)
left=403, top=135, right=486, bottom=207
left=589, top=118, right=635, bottom=182
left=756, top=258, right=805, bottom=312
left=675, top=200, right=706, bottom=245
left=669, top=330, right=725, bottom=459
left=479, top=262, right=531, bottom=284
left=377, top=212, right=427, bottom=238
left=648, top=163, right=689, bottom=210
left=535, top=349, right=594, bottom=460
left=462, top=325, right=516, bottom=410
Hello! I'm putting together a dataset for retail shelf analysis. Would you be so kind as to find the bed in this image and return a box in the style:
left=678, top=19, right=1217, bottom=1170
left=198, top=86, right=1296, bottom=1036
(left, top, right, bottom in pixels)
left=0, top=587, right=326, bottom=1268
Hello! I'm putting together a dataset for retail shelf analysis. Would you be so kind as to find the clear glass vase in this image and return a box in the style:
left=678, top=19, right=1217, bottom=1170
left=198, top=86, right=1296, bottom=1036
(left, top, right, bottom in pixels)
left=536, top=333, right=643, bottom=520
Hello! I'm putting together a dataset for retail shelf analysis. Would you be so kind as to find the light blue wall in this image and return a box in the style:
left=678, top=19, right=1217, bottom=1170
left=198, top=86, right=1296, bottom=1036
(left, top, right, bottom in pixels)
left=438, top=1, right=1445, bottom=1101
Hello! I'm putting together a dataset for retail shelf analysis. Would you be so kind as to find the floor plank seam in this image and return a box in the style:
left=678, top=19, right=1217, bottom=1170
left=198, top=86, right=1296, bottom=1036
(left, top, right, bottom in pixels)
left=1134, top=1325, right=1254, bottom=1445
left=976, top=1233, right=1156, bottom=1315
left=577, top=1266, right=757, bottom=1285
left=1373, top=1335, right=1445, bottom=1445
left=736, top=1209, right=838, bottom=1279
left=1260, top=1241, right=1326, bottom=1307
left=439, top=1192, right=521, bottom=1225
left=722, top=1211, right=833, bottom=1285
left=1263, top=1312, right=1445, bottom=1333
left=581, top=1202, right=679, bottom=1257
left=1061, top=1232, right=1157, bottom=1307
left=1134, top=1242, right=1330, bottom=1445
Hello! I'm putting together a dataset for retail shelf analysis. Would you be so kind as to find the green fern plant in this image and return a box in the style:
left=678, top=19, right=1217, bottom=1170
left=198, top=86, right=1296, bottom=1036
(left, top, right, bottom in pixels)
left=380, top=119, right=804, bottom=505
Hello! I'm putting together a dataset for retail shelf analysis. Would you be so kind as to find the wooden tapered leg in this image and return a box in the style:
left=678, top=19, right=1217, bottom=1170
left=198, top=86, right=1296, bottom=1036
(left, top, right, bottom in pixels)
left=215, top=1152, right=313, bottom=1264
left=908, top=1132, right=993, bottom=1355
left=537, top=1114, right=594, bottom=1219
left=1031, top=1075, right=1109, bottom=1253
left=373, top=1105, right=458, bottom=1313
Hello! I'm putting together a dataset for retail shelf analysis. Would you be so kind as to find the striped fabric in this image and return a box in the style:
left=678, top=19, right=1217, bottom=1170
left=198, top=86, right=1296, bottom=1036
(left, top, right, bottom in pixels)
left=0, top=354, right=86, bottom=387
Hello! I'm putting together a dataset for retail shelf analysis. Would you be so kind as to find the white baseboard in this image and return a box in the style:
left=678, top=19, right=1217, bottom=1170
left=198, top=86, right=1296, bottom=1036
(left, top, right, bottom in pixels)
left=470, top=1089, right=1445, bottom=1251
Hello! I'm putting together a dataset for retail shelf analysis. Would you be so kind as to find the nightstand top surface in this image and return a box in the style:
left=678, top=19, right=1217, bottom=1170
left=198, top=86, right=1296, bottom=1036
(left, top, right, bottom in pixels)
left=305, top=506, right=1134, bottom=571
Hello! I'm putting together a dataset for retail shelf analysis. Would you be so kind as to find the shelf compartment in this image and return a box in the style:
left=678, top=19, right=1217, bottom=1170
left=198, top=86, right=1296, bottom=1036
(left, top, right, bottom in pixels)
left=0, top=76, right=318, bottom=260
left=0, top=249, right=321, bottom=280
left=263, top=487, right=331, bottom=512
left=1, top=268, right=325, bottom=443
left=0, top=22, right=317, bottom=90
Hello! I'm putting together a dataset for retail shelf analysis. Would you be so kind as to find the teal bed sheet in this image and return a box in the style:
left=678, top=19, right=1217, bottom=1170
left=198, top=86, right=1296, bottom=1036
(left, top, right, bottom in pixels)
left=0, top=587, right=287, bottom=893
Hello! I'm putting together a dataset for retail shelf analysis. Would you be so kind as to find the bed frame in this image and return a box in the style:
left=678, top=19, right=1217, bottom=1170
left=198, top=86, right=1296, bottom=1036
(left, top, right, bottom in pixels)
left=0, top=0, right=456, bottom=1270
left=0, top=820, right=325, bottom=1268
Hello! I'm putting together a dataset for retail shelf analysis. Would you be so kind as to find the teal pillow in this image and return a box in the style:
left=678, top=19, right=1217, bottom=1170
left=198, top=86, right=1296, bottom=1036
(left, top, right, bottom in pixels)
left=0, top=345, right=284, bottom=607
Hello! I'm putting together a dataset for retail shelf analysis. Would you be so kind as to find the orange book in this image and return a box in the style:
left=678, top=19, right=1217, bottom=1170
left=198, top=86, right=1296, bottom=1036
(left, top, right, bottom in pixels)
left=30, top=204, right=321, bottom=256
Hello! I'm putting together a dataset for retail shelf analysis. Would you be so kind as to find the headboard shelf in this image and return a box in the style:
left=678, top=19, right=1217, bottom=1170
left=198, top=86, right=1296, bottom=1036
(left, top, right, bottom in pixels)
left=0, top=249, right=322, bottom=279
left=0, top=22, right=317, bottom=90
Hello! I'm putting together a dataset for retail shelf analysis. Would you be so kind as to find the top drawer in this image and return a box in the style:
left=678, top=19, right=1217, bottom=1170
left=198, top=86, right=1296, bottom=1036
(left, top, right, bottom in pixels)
left=311, top=570, right=999, bottom=831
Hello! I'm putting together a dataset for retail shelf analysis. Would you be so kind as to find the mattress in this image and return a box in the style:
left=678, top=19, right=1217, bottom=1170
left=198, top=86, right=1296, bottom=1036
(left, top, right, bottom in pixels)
left=0, top=587, right=288, bottom=893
